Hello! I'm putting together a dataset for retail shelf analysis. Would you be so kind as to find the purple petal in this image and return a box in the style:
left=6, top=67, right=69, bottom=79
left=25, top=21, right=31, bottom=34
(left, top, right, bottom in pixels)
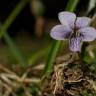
left=75, top=17, right=91, bottom=29
left=58, top=11, right=76, bottom=28
left=50, top=25, right=72, bottom=40
left=78, top=27, right=96, bottom=41
left=69, top=36, right=82, bottom=52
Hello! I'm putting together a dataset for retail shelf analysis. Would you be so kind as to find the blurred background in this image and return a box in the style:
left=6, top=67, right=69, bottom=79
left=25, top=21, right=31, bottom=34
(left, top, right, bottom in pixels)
left=0, top=0, right=90, bottom=65
left=0, top=0, right=96, bottom=95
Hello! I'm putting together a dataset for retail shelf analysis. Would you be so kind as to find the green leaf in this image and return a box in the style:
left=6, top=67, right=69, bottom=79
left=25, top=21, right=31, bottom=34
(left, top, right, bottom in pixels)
left=4, top=33, right=27, bottom=67
left=87, top=0, right=96, bottom=13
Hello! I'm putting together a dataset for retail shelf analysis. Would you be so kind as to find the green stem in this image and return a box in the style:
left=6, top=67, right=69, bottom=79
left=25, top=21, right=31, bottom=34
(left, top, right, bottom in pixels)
left=43, top=41, right=61, bottom=75
left=90, top=13, right=96, bottom=28
left=0, top=0, right=29, bottom=67
left=0, top=0, right=29, bottom=39
left=65, top=0, right=79, bottom=11
left=43, top=0, right=79, bottom=76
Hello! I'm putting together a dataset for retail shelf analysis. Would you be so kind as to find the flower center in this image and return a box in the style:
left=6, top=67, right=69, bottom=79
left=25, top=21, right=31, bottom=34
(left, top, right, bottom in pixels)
left=70, top=20, right=84, bottom=40
left=70, top=27, right=83, bottom=40
left=74, top=26, right=79, bottom=32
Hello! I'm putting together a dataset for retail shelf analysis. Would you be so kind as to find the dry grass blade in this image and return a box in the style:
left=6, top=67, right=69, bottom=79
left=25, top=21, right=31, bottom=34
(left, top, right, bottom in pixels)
left=0, top=63, right=41, bottom=96
left=0, top=64, right=16, bottom=74
left=87, top=80, right=96, bottom=91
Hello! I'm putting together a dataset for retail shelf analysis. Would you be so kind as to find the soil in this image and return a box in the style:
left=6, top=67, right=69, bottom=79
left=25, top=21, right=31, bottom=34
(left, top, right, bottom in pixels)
left=41, top=55, right=96, bottom=96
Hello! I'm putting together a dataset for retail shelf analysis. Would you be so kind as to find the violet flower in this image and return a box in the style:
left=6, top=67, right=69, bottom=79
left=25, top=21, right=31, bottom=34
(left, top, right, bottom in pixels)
left=50, top=11, right=96, bottom=52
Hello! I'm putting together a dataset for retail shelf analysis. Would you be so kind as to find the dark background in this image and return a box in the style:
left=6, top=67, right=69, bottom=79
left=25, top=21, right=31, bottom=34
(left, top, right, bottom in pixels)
left=0, top=0, right=89, bottom=37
